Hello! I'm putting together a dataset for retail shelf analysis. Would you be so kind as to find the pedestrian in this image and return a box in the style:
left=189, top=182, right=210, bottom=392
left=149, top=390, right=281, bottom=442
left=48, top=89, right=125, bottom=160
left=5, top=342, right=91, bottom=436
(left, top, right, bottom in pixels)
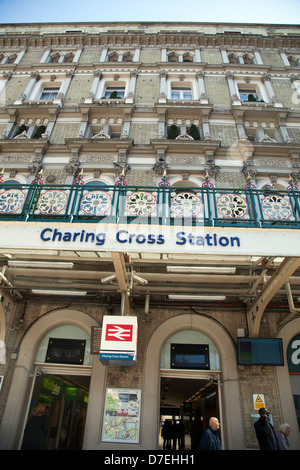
left=276, top=423, right=291, bottom=450
left=254, top=408, right=278, bottom=450
left=21, top=403, right=48, bottom=450
left=162, top=420, right=172, bottom=450
left=176, top=420, right=185, bottom=450
left=199, top=417, right=221, bottom=450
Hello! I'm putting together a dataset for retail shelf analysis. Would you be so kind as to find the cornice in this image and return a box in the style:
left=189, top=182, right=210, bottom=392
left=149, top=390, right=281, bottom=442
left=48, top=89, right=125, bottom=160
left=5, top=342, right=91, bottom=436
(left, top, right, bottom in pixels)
left=0, top=30, right=300, bottom=50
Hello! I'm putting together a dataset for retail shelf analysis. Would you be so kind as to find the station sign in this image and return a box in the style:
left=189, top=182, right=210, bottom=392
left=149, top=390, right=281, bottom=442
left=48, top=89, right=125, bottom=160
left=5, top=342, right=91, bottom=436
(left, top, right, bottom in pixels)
left=1, top=221, right=300, bottom=257
left=99, top=315, right=138, bottom=366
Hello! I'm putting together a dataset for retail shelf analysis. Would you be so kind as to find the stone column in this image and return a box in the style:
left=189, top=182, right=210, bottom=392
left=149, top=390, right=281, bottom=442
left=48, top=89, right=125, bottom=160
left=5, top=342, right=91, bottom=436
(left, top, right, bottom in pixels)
left=226, top=72, right=240, bottom=104
left=158, top=71, right=167, bottom=103
left=14, top=72, right=40, bottom=104
left=125, top=71, right=137, bottom=103
left=196, top=71, right=208, bottom=103
left=53, top=71, right=74, bottom=106
left=84, top=71, right=101, bottom=103
left=262, top=73, right=282, bottom=106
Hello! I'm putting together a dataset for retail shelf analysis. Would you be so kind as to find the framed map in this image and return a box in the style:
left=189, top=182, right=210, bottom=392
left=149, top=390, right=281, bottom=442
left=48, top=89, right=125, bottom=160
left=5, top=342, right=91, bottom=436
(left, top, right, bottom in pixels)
left=101, top=388, right=141, bottom=443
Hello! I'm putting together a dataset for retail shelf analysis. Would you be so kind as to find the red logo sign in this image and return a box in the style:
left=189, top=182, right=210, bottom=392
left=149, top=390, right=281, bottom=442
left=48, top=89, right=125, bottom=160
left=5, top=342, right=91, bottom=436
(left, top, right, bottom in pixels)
left=105, top=324, right=133, bottom=342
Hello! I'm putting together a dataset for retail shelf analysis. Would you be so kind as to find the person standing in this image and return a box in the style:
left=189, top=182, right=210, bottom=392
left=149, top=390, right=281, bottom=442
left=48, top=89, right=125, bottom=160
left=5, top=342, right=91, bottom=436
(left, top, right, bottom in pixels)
left=21, top=403, right=48, bottom=450
left=199, top=417, right=221, bottom=450
left=254, top=408, right=278, bottom=450
left=276, top=423, right=291, bottom=450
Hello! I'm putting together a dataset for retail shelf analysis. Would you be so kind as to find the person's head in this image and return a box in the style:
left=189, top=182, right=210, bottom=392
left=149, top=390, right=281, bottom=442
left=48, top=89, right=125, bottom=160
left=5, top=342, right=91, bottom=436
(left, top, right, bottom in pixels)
left=279, top=423, right=291, bottom=436
left=259, top=408, right=269, bottom=420
left=33, top=403, right=46, bottom=416
left=209, top=417, right=220, bottom=430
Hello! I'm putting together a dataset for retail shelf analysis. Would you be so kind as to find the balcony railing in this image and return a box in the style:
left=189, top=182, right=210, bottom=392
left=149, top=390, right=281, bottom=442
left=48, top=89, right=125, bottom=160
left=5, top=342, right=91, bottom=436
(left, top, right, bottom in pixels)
left=1, top=181, right=300, bottom=229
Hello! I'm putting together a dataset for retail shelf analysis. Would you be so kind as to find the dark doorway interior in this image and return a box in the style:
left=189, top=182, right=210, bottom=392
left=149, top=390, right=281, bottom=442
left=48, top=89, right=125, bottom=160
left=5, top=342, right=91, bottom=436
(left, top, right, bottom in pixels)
left=160, top=377, right=219, bottom=450
left=23, top=373, right=90, bottom=450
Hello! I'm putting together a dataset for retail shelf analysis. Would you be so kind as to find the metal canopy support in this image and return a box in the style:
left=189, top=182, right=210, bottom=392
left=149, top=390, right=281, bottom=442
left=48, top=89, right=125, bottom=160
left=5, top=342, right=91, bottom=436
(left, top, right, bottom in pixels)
left=111, top=252, right=130, bottom=315
left=247, top=257, right=300, bottom=337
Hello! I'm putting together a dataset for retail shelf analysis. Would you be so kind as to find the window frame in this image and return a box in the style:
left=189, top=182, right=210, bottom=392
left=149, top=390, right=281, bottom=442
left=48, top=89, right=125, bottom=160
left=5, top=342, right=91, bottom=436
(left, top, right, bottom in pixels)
left=104, top=86, right=125, bottom=99
left=40, top=86, right=60, bottom=101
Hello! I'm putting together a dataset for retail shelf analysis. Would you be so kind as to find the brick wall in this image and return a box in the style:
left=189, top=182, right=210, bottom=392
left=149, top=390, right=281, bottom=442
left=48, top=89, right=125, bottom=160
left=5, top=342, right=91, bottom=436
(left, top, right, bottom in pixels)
left=65, top=75, right=93, bottom=104
left=50, top=122, right=81, bottom=143
left=204, top=76, right=231, bottom=105
left=201, top=48, right=223, bottom=64
left=129, top=122, right=158, bottom=144
left=4, top=76, right=30, bottom=105
left=135, top=75, right=160, bottom=103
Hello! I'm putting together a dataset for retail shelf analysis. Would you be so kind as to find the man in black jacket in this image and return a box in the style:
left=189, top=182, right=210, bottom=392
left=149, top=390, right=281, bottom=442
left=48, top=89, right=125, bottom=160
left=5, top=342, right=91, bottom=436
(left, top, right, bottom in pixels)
left=254, top=408, right=278, bottom=450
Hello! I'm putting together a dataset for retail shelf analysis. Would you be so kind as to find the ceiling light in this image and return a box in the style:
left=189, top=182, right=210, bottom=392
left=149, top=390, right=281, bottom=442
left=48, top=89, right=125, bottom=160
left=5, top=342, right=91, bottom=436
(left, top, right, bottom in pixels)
left=31, top=289, right=87, bottom=296
left=167, top=294, right=226, bottom=301
left=166, top=266, right=236, bottom=274
left=8, top=261, right=74, bottom=269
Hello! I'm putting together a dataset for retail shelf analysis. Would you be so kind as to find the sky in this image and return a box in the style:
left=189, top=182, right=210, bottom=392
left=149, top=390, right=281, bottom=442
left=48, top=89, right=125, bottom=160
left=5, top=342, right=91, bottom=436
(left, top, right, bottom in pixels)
left=0, top=0, right=300, bottom=25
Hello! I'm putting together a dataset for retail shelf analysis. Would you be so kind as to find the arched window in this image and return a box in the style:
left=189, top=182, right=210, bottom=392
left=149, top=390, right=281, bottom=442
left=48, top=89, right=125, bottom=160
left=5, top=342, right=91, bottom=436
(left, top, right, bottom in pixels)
left=160, top=329, right=220, bottom=370
left=84, top=180, right=108, bottom=189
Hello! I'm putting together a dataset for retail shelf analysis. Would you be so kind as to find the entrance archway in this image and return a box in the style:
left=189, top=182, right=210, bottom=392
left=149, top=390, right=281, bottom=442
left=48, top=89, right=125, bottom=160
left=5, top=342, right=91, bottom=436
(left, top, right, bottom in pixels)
left=159, top=329, right=221, bottom=450
left=276, top=318, right=300, bottom=449
left=142, top=314, right=244, bottom=449
left=0, top=309, right=98, bottom=450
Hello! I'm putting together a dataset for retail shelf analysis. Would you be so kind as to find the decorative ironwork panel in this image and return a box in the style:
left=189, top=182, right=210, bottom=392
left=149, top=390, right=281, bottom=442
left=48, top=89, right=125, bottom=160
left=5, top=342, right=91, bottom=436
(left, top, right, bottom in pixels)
left=35, top=189, right=69, bottom=215
left=171, top=192, right=203, bottom=217
left=0, top=188, right=27, bottom=214
left=260, top=194, right=294, bottom=221
left=79, top=190, right=113, bottom=216
left=216, top=193, right=249, bottom=219
left=125, top=191, right=157, bottom=217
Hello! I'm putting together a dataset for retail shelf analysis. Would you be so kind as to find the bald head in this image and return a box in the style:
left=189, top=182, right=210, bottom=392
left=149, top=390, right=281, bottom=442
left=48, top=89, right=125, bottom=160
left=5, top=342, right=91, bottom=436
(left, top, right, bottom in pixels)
left=209, top=417, right=220, bottom=430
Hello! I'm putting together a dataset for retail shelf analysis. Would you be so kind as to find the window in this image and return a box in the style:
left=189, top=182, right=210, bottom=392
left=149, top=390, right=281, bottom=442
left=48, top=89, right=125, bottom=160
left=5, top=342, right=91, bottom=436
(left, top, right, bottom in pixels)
left=238, top=87, right=260, bottom=102
left=168, top=52, right=178, bottom=62
left=228, top=52, right=255, bottom=64
left=108, top=52, right=119, bottom=62
left=171, top=86, right=193, bottom=100
left=123, top=52, right=133, bottom=62
left=104, top=86, right=125, bottom=99
left=287, top=55, right=300, bottom=66
left=40, top=87, right=60, bottom=100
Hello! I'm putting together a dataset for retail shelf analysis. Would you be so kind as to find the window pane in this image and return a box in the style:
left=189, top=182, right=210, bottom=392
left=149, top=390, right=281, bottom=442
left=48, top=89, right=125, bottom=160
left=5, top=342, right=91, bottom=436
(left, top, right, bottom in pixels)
left=105, top=87, right=125, bottom=98
left=171, top=87, right=192, bottom=100
left=40, top=87, right=59, bottom=100
left=171, top=91, right=180, bottom=99
left=239, top=89, right=259, bottom=101
left=183, top=92, right=192, bottom=100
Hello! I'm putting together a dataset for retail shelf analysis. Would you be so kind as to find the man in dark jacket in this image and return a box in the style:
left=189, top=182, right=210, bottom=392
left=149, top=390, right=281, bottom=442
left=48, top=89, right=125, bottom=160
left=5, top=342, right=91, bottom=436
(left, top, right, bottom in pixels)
left=199, top=417, right=221, bottom=450
left=254, top=408, right=278, bottom=450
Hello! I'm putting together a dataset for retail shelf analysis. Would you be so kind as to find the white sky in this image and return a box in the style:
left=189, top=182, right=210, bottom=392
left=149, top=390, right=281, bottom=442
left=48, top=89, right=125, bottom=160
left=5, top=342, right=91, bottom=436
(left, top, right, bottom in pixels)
left=0, top=0, right=299, bottom=24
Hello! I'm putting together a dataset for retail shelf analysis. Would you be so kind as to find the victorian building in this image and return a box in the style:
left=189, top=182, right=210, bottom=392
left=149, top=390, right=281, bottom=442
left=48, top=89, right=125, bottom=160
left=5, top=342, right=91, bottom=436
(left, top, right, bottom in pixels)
left=0, top=21, right=300, bottom=450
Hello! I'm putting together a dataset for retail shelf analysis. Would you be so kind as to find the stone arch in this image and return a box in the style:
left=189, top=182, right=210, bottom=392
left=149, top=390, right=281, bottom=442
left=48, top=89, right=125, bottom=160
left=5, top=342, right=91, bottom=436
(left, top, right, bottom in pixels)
left=276, top=318, right=300, bottom=449
left=0, top=303, right=6, bottom=365
left=0, top=308, right=100, bottom=450
left=168, top=175, right=205, bottom=187
left=141, top=313, right=244, bottom=449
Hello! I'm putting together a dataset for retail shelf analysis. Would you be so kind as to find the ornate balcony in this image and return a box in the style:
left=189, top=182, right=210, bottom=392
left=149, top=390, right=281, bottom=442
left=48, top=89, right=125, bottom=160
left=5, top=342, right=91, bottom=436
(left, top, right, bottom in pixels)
left=1, top=179, right=300, bottom=229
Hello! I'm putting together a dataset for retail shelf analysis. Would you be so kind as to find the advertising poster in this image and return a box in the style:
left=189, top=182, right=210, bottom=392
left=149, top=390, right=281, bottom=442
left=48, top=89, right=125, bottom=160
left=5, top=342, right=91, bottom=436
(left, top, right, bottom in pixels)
left=101, top=388, right=141, bottom=443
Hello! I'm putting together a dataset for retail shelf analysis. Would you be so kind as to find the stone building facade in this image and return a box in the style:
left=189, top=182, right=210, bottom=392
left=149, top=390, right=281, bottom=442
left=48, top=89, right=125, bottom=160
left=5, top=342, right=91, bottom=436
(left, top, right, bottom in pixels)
left=0, top=21, right=300, bottom=450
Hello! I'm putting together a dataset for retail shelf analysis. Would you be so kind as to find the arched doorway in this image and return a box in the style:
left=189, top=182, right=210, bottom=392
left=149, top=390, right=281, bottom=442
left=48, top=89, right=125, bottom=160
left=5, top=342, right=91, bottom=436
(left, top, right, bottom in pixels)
left=142, top=314, right=244, bottom=450
left=0, top=309, right=99, bottom=450
left=159, top=329, right=221, bottom=450
left=276, top=318, right=300, bottom=449
left=21, top=324, right=92, bottom=450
